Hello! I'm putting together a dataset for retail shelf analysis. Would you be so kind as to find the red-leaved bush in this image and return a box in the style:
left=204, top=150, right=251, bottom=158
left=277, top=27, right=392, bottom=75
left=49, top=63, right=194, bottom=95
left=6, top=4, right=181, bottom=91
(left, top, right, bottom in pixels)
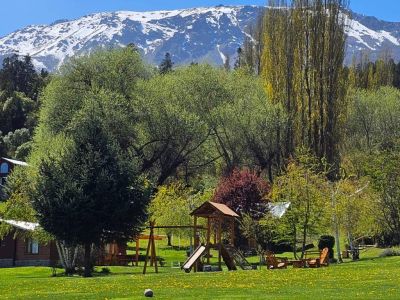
left=212, top=169, right=270, bottom=219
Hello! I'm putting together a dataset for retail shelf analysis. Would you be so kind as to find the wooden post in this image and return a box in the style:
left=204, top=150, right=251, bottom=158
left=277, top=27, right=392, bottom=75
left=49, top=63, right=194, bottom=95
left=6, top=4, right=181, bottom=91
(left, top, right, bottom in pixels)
left=151, top=229, right=158, bottom=273
left=135, top=238, right=139, bottom=266
left=193, top=216, right=198, bottom=272
left=143, top=221, right=158, bottom=274
left=206, top=217, right=211, bottom=264
left=230, top=218, right=235, bottom=246
left=142, top=229, right=152, bottom=274
left=218, top=217, right=222, bottom=271
left=149, top=239, right=154, bottom=267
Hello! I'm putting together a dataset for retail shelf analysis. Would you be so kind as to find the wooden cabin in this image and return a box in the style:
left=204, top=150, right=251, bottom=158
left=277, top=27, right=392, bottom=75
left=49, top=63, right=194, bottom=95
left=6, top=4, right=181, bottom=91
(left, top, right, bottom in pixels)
left=0, top=157, right=28, bottom=185
left=0, top=219, right=58, bottom=267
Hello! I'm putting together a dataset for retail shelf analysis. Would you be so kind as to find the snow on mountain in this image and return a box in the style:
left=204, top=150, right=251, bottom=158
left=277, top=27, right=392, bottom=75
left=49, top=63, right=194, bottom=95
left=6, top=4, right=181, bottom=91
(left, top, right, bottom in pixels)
left=0, top=5, right=399, bottom=71
left=346, top=12, right=400, bottom=62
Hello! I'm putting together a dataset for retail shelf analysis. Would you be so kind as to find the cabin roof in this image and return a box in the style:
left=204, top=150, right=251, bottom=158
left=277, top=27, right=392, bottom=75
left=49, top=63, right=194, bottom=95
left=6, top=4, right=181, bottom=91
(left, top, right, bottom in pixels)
left=190, top=201, right=239, bottom=218
left=0, top=218, right=39, bottom=231
left=1, top=157, right=28, bottom=167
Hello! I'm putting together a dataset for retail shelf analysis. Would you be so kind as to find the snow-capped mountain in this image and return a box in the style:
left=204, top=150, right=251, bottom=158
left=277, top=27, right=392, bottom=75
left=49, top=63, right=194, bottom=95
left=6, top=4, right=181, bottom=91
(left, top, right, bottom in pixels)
left=0, top=5, right=399, bottom=71
left=347, top=12, right=400, bottom=62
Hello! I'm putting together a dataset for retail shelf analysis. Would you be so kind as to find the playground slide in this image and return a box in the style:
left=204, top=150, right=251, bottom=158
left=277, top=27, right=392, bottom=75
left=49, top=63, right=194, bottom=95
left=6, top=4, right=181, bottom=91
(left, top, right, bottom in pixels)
left=221, top=244, right=253, bottom=270
left=220, top=245, right=237, bottom=271
left=182, top=245, right=206, bottom=273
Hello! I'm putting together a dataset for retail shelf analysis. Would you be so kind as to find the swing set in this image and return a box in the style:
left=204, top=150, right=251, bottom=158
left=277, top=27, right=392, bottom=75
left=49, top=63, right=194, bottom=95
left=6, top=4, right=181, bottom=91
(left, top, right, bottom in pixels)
left=141, top=221, right=205, bottom=274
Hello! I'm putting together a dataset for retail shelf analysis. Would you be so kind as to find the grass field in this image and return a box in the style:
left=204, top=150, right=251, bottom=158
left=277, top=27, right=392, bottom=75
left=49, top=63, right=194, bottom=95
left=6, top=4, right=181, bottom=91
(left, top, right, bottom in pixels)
left=0, top=244, right=399, bottom=300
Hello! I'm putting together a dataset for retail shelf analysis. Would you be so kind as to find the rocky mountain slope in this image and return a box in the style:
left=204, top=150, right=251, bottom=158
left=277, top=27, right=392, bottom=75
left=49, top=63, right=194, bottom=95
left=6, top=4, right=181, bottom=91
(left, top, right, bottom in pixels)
left=0, top=5, right=399, bottom=71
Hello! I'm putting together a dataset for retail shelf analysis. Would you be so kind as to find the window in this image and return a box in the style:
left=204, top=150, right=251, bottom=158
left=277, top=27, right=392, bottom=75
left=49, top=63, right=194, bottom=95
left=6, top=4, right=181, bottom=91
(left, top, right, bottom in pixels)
left=0, top=162, right=9, bottom=174
left=26, top=239, right=39, bottom=254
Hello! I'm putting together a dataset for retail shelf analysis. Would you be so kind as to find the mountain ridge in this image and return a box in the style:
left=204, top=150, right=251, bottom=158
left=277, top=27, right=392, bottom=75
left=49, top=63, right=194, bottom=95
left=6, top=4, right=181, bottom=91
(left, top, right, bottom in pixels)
left=0, top=5, right=399, bottom=71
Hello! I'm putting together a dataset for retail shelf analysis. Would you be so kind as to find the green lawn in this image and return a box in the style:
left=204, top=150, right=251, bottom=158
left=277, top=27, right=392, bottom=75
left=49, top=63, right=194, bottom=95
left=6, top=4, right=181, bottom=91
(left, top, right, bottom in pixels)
left=1, top=248, right=399, bottom=299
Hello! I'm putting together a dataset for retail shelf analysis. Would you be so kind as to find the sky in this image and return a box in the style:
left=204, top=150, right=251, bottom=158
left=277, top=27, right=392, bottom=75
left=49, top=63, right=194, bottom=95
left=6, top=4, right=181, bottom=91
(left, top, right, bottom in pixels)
left=0, top=0, right=399, bottom=37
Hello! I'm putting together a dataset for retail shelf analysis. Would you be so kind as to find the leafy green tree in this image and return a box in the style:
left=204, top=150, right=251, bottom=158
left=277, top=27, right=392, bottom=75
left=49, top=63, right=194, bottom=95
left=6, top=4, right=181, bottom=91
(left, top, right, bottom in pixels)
left=262, top=0, right=349, bottom=179
left=348, top=51, right=397, bottom=90
left=28, top=49, right=153, bottom=276
left=135, top=65, right=286, bottom=183
left=149, top=183, right=210, bottom=246
left=158, top=65, right=231, bottom=175
left=0, top=54, right=47, bottom=153
left=394, top=61, right=400, bottom=88
left=351, top=149, right=400, bottom=246
left=134, top=68, right=212, bottom=185
left=334, top=177, right=380, bottom=248
left=239, top=213, right=278, bottom=253
left=1, top=92, right=36, bottom=134
left=0, top=167, right=40, bottom=238
left=37, top=48, right=151, bottom=148
left=14, top=141, right=33, bottom=161
left=0, top=131, right=5, bottom=157
left=216, top=69, right=286, bottom=179
left=345, top=87, right=400, bottom=246
left=345, top=87, right=400, bottom=152
left=270, top=154, right=330, bottom=259
left=0, top=54, right=40, bottom=100
left=234, top=47, right=243, bottom=70
left=2, top=128, right=31, bottom=157
left=159, top=52, right=173, bottom=74
left=33, top=98, right=151, bottom=277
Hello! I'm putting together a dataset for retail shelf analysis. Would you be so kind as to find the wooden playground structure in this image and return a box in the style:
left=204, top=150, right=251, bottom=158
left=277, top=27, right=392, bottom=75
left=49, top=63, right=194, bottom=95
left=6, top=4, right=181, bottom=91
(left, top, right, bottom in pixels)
left=104, top=201, right=342, bottom=273
left=142, top=201, right=253, bottom=274
left=189, top=201, right=245, bottom=272
left=102, top=201, right=254, bottom=274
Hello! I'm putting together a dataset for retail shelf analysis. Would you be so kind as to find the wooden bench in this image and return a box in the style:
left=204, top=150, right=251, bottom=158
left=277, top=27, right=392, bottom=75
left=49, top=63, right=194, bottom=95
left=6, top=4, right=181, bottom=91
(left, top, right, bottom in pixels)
left=115, top=254, right=136, bottom=266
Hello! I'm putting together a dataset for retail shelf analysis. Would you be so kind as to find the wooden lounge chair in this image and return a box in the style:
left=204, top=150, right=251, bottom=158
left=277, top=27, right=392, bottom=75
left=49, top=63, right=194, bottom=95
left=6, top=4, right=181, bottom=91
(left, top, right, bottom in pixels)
left=265, top=251, right=288, bottom=269
left=306, top=247, right=329, bottom=268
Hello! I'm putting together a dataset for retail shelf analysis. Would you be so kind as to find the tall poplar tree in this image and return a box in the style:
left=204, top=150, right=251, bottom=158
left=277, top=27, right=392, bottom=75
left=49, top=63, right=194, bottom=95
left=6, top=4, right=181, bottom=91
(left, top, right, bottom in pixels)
left=261, top=0, right=349, bottom=179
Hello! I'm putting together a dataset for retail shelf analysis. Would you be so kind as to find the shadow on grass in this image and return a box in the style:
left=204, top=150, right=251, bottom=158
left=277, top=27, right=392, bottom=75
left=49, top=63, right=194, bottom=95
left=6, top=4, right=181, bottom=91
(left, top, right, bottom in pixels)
left=340, top=256, right=382, bottom=265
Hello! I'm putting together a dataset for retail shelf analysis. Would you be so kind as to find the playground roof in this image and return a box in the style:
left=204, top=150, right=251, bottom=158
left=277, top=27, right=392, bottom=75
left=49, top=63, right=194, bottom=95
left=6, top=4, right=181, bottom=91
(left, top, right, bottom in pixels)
left=0, top=218, right=39, bottom=231
left=190, top=201, right=239, bottom=218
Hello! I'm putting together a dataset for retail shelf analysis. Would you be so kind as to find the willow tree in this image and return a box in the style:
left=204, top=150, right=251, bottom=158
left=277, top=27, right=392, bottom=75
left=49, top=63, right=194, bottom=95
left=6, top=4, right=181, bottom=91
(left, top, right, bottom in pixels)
left=261, top=0, right=349, bottom=179
left=30, top=48, right=153, bottom=277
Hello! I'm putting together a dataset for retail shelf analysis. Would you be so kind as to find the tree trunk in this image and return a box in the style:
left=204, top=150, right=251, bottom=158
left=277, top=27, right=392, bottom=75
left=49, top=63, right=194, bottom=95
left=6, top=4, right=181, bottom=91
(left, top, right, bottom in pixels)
left=56, top=241, right=78, bottom=275
left=167, top=233, right=172, bottom=246
left=293, top=226, right=298, bottom=260
left=83, top=243, right=92, bottom=277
